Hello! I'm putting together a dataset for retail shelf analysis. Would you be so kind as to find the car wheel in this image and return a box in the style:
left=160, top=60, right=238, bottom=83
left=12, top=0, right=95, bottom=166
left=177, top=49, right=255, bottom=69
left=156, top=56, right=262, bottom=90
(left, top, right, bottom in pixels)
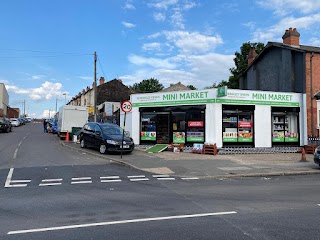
left=80, top=139, right=86, bottom=148
left=99, top=144, right=107, bottom=154
left=6, top=128, right=10, bottom=133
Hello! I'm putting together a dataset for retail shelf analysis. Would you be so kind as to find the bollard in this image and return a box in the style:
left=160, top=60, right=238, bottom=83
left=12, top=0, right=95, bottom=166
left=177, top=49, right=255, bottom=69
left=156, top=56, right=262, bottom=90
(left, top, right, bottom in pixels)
left=65, top=131, right=69, bottom=142
left=300, top=147, right=307, bottom=162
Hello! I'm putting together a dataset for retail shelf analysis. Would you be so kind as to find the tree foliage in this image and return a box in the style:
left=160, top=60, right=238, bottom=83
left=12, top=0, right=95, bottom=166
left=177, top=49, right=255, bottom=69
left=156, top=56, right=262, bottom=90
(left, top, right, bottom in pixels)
left=187, top=85, right=197, bottom=90
left=129, top=78, right=164, bottom=93
left=228, top=42, right=265, bottom=89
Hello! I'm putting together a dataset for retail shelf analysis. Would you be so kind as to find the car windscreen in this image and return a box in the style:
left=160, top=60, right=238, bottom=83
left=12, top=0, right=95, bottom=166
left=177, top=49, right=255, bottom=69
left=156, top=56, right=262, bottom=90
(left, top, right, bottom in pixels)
left=101, top=125, right=123, bottom=135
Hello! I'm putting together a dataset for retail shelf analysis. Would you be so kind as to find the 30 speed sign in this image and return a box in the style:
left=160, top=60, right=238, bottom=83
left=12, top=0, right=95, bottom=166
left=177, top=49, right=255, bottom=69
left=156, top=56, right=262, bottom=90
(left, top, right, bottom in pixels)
left=121, top=100, right=132, bottom=113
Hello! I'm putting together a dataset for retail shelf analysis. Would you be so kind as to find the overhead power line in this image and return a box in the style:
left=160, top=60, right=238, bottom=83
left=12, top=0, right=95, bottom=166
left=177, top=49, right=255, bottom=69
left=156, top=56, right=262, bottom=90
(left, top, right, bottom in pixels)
left=97, top=56, right=107, bottom=79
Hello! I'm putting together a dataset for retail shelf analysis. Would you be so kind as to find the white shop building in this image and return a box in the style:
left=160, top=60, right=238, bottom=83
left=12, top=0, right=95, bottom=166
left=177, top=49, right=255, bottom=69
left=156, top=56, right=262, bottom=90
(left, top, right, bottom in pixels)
left=122, top=88, right=307, bottom=148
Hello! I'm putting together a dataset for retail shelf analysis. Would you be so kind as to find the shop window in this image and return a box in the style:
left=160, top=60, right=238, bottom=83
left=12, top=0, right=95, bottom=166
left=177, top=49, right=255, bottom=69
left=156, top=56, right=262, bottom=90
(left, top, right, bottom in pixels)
left=186, top=111, right=205, bottom=143
left=272, top=110, right=299, bottom=143
left=222, top=107, right=254, bottom=144
left=140, top=113, right=156, bottom=141
left=172, top=113, right=186, bottom=143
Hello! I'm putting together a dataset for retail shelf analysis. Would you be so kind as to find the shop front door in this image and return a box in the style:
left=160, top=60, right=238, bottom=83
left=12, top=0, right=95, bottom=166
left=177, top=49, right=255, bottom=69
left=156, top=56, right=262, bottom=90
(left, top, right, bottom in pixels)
left=156, top=114, right=170, bottom=144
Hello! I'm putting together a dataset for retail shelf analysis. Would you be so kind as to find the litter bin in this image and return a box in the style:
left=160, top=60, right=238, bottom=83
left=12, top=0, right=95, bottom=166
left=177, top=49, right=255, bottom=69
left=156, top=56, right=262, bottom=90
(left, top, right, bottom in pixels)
left=71, top=127, right=82, bottom=142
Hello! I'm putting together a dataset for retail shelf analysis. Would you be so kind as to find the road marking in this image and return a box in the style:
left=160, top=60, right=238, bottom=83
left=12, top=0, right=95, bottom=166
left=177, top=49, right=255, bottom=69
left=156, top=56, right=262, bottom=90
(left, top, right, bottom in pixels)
left=39, top=179, right=63, bottom=187
left=39, top=183, right=62, bottom=187
left=18, top=141, right=22, bottom=147
left=129, top=178, right=149, bottom=182
left=41, top=179, right=63, bottom=182
left=71, top=177, right=91, bottom=181
left=156, top=178, right=175, bottom=181
left=4, top=168, right=31, bottom=188
left=181, top=177, right=199, bottom=180
left=317, top=204, right=320, bottom=207
left=7, top=211, right=237, bottom=235
left=13, top=149, right=18, bottom=159
left=128, top=175, right=146, bottom=178
left=100, top=176, right=121, bottom=183
left=71, top=177, right=92, bottom=184
left=152, top=175, right=170, bottom=178
left=100, top=176, right=120, bottom=179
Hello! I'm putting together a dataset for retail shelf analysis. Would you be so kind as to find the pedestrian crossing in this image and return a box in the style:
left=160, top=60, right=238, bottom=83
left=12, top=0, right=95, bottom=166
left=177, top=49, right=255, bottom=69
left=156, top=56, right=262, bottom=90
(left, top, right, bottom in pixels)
left=3, top=168, right=199, bottom=189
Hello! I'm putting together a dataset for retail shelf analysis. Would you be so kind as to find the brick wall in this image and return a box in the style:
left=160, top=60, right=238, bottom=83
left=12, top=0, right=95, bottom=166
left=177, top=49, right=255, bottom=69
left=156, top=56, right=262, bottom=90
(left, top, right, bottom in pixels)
left=305, top=52, right=320, bottom=137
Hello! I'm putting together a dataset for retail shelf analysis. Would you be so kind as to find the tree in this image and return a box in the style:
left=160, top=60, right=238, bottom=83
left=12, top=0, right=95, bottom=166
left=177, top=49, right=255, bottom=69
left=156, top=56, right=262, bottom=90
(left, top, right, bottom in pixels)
left=129, top=78, right=164, bottom=93
left=187, top=85, right=197, bottom=90
left=228, top=42, right=265, bottom=89
left=204, top=80, right=229, bottom=89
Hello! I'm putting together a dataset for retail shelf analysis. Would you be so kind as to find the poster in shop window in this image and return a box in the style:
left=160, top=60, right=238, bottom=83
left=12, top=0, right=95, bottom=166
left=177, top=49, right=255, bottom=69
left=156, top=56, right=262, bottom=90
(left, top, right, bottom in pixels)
left=187, top=132, right=204, bottom=142
left=173, top=132, right=185, bottom=143
left=141, top=131, right=156, bottom=141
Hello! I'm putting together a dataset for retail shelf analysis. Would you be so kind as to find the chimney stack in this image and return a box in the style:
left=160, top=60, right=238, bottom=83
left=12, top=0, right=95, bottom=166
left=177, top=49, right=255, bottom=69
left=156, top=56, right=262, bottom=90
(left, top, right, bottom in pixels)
left=248, top=48, right=257, bottom=65
left=282, top=28, right=300, bottom=46
left=99, top=77, right=105, bottom=85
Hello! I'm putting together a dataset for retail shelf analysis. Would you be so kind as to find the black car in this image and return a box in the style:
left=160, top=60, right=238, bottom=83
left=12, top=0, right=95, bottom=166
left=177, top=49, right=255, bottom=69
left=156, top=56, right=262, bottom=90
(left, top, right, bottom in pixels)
left=0, top=117, right=12, bottom=133
left=79, top=122, right=134, bottom=154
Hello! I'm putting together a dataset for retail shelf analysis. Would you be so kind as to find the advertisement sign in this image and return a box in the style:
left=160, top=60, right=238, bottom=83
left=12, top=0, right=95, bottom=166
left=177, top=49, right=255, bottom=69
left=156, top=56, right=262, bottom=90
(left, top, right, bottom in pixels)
left=238, top=131, right=253, bottom=142
left=272, top=132, right=284, bottom=142
left=187, top=132, right=204, bottom=142
left=173, top=132, right=185, bottom=143
left=188, top=121, right=204, bottom=127
left=141, top=131, right=156, bottom=141
left=238, top=121, right=252, bottom=128
left=223, top=132, right=238, bottom=142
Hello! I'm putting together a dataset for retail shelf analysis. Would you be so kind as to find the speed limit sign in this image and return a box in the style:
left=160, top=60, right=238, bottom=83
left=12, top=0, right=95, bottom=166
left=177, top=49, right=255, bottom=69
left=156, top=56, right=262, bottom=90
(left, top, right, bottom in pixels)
left=121, top=100, right=132, bottom=113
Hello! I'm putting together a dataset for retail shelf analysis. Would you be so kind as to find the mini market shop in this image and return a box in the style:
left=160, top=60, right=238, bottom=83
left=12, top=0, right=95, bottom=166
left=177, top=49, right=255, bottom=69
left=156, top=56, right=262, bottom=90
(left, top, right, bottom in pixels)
left=123, top=88, right=307, bottom=148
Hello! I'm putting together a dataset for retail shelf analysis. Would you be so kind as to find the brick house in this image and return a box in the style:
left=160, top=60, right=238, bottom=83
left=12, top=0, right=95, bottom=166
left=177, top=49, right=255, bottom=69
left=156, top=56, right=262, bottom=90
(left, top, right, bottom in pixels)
left=240, top=28, right=320, bottom=137
left=69, top=77, right=133, bottom=123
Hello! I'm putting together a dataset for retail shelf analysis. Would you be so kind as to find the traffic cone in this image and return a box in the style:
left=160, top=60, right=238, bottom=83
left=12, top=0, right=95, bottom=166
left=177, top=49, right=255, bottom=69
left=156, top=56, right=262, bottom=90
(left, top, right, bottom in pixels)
left=300, top=147, right=307, bottom=162
left=65, top=131, right=69, bottom=142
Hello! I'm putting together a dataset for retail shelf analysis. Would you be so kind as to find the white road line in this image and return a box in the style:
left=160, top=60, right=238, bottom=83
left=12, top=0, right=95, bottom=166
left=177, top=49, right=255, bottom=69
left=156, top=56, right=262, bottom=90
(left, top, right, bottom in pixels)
left=71, top=181, right=92, bottom=184
left=101, top=180, right=122, bottom=183
left=7, top=211, right=237, bottom=235
left=4, top=168, right=31, bottom=188
left=41, top=179, right=63, bottom=182
left=39, top=183, right=62, bottom=187
left=100, top=176, right=120, bottom=179
left=13, top=149, right=18, bottom=159
left=156, top=178, right=175, bottom=181
left=128, top=175, right=146, bottom=178
left=181, top=177, right=199, bottom=180
left=129, top=178, right=149, bottom=182
left=152, top=175, right=170, bottom=178
left=71, top=177, right=91, bottom=181
left=317, top=204, right=320, bottom=207
left=18, top=141, right=22, bottom=147
left=10, top=180, right=32, bottom=183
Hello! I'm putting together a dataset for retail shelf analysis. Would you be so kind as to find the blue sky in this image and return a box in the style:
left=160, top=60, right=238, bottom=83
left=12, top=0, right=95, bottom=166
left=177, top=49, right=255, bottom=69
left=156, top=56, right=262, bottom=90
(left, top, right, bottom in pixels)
left=1, top=0, right=320, bottom=118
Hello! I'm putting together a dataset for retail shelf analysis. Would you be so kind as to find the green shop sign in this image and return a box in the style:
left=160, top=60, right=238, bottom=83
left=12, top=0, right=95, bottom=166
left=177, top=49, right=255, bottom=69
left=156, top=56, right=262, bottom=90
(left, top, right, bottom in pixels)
left=132, top=89, right=300, bottom=107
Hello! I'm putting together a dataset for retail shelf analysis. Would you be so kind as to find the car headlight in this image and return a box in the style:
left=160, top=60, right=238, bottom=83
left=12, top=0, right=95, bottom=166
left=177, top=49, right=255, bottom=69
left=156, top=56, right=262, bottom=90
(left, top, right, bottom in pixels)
left=107, top=140, right=118, bottom=145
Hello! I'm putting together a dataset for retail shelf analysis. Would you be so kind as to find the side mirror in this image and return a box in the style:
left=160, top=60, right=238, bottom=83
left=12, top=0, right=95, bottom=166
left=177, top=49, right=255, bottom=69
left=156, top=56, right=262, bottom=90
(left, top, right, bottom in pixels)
left=124, top=131, right=130, bottom=137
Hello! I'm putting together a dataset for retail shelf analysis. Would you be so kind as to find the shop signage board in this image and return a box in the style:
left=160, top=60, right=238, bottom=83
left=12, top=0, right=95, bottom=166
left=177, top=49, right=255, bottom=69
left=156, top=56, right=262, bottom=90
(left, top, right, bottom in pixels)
left=141, top=131, right=156, bottom=141
left=217, top=86, right=227, bottom=97
left=188, top=121, right=204, bottom=127
left=173, top=132, right=185, bottom=143
left=131, top=89, right=301, bottom=107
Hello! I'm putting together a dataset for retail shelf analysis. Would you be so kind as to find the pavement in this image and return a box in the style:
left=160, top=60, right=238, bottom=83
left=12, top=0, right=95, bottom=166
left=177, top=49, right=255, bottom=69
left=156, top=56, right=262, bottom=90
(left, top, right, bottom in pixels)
left=61, top=141, right=320, bottom=179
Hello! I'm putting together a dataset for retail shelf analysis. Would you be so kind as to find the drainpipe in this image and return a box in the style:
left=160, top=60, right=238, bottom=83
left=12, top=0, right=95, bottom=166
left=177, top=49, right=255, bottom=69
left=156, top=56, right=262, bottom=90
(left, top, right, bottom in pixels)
left=310, top=52, right=314, bottom=137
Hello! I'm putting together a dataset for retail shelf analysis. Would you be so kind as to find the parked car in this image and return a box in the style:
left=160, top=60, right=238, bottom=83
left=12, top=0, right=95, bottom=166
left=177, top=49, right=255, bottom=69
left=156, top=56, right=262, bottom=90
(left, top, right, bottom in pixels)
left=0, top=117, right=12, bottom=133
left=79, top=122, right=134, bottom=154
left=314, top=146, right=320, bottom=166
left=10, top=118, right=21, bottom=127
left=18, top=118, right=25, bottom=125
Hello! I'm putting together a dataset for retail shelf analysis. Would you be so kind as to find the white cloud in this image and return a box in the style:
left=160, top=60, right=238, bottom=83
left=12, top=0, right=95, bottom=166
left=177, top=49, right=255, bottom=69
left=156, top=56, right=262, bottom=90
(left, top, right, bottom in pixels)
left=257, top=0, right=320, bottom=15
left=153, top=12, right=166, bottom=22
left=142, top=42, right=161, bottom=51
left=31, top=75, right=45, bottom=80
left=123, top=0, right=136, bottom=10
left=308, top=37, right=320, bottom=46
left=122, top=21, right=136, bottom=28
left=128, top=54, right=176, bottom=69
left=0, top=79, right=9, bottom=84
left=6, top=81, right=65, bottom=101
left=78, top=76, right=92, bottom=80
left=148, top=0, right=179, bottom=10
left=251, top=14, right=320, bottom=43
left=171, top=8, right=185, bottom=29
left=151, top=31, right=223, bottom=53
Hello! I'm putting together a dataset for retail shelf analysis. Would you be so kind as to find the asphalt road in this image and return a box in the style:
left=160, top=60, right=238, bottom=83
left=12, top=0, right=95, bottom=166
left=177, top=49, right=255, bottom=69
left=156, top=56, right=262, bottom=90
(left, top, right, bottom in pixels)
left=1, top=123, right=320, bottom=240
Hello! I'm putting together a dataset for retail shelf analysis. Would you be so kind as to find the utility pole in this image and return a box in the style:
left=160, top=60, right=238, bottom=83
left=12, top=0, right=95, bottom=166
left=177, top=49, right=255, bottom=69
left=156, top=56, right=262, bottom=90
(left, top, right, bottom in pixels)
left=55, top=97, right=58, bottom=113
left=94, top=51, right=97, bottom=122
left=23, top=100, right=26, bottom=117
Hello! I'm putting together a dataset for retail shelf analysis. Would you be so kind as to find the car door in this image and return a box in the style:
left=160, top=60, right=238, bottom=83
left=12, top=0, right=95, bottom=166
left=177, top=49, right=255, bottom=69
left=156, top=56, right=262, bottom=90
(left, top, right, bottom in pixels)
left=93, top=125, right=103, bottom=149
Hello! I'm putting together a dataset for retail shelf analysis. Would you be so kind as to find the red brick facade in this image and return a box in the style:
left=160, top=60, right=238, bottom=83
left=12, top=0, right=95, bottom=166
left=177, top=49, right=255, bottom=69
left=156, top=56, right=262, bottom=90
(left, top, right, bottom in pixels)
left=306, top=52, right=320, bottom=137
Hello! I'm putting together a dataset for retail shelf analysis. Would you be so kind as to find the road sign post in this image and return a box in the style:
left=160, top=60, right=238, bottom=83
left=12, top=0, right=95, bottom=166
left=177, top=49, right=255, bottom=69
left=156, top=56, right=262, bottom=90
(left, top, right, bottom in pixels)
left=121, top=100, right=132, bottom=158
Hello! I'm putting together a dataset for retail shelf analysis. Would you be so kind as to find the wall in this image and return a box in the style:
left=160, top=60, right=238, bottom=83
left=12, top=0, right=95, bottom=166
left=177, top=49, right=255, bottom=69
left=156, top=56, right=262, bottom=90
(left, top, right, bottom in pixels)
left=254, top=105, right=272, bottom=147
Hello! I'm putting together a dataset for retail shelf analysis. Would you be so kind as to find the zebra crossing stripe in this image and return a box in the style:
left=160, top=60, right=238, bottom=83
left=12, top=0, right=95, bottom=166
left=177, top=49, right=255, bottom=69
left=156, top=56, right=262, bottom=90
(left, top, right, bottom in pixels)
left=100, top=176, right=122, bottom=183
left=71, top=177, right=92, bottom=184
left=39, top=179, right=63, bottom=187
